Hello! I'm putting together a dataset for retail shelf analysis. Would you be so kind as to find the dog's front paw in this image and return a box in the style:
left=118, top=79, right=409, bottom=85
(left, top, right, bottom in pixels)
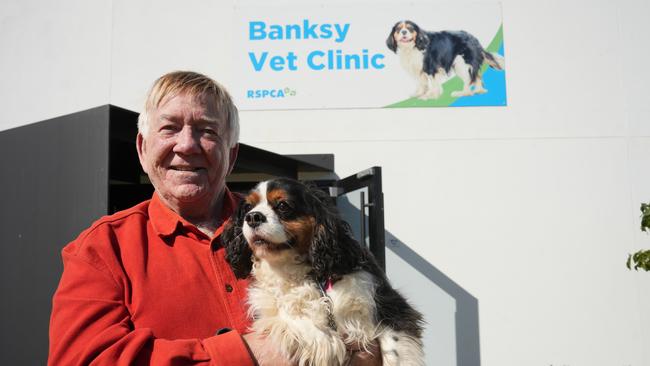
left=421, top=85, right=444, bottom=100
left=297, top=332, right=347, bottom=366
left=411, top=86, right=427, bottom=98
left=378, top=330, right=425, bottom=366
left=451, top=90, right=472, bottom=97
left=473, top=87, right=488, bottom=95
left=420, top=91, right=441, bottom=100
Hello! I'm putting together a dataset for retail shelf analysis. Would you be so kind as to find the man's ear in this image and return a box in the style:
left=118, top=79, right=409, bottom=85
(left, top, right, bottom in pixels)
left=136, top=133, right=148, bottom=174
left=226, top=143, right=239, bottom=175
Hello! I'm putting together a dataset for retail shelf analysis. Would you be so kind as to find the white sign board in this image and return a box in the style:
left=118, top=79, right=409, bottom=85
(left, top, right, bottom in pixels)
left=233, top=3, right=506, bottom=110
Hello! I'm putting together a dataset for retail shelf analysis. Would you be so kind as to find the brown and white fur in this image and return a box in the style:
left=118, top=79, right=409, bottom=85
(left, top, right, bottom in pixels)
left=387, top=20, right=505, bottom=100
left=224, top=178, right=424, bottom=366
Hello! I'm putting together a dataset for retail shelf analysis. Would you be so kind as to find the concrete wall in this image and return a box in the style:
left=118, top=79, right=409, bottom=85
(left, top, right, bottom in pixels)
left=1, top=0, right=649, bottom=365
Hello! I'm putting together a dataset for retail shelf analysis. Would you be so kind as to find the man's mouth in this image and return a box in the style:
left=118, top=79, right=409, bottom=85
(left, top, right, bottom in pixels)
left=170, top=166, right=204, bottom=172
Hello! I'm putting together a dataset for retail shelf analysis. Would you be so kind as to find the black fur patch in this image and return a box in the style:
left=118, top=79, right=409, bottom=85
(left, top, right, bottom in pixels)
left=423, top=30, right=484, bottom=82
left=223, top=199, right=254, bottom=278
left=387, top=20, right=492, bottom=83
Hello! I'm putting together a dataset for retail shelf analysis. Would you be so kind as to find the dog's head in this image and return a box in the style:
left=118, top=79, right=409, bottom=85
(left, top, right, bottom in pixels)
left=386, top=20, right=429, bottom=53
left=223, top=178, right=364, bottom=281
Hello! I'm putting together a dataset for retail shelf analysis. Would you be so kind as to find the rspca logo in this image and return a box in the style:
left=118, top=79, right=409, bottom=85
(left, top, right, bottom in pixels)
left=247, top=87, right=297, bottom=99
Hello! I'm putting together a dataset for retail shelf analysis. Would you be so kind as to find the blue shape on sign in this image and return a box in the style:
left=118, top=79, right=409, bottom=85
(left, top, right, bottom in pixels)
left=450, top=43, right=507, bottom=107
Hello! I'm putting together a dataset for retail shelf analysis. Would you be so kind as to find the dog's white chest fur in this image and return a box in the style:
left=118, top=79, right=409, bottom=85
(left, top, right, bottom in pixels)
left=247, top=260, right=376, bottom=366
left=398, top=46, right=425, bottom=78
left=247, top=259, right=423, bottom=365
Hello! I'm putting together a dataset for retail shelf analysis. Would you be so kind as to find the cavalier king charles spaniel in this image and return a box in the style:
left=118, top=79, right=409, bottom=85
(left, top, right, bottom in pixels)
left=223, top=178, right=424, bottom=365
left=387, top=20, right=504, bottom=100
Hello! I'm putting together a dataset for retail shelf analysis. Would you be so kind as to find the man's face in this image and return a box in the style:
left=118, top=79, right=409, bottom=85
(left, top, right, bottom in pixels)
left=137, top=92, right=238, bottom=210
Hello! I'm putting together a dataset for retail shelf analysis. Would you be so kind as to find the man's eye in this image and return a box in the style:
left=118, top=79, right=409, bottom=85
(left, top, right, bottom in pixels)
left=160, top=125, right=179, bottom=133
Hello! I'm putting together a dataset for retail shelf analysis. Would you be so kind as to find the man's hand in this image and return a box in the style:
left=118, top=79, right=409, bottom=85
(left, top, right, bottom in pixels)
left=242, top=332, right=295, bottom=366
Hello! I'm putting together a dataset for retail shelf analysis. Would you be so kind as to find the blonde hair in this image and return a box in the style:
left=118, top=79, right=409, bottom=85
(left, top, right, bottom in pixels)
left=138, top=71, right=240, bottom=147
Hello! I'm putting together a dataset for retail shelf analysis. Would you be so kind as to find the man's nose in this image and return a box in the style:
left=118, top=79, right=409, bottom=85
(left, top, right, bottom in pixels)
left=173, top=126, right=201, bottom=154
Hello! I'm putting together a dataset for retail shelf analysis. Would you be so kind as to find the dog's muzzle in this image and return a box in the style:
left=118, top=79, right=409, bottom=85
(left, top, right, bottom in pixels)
left=245, top=211, right=266, bottom=228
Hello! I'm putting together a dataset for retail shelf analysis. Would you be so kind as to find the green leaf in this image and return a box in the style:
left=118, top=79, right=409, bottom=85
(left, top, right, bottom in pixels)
left=625, top=203, right=650, bottom=272
left=641, top=202, right=650, bottom=233
left=627, top=249, right=650, bottom=271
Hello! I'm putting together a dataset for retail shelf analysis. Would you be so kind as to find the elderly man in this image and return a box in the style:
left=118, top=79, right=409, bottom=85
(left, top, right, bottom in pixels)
left=48, top=71, right=380, bottom=365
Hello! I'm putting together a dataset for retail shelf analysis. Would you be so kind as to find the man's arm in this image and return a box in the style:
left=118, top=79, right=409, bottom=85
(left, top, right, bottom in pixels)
left=48, top=250, right=254, bottom=366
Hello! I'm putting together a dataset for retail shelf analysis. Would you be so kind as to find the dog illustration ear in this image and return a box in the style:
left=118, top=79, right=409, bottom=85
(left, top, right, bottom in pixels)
left=415, top=30, right=429, bottom=50
left=307, top=185, right=364, bottom=281
left=386, top=24, right=398, bottom=53
left=223, top=200, right=253, bottom=279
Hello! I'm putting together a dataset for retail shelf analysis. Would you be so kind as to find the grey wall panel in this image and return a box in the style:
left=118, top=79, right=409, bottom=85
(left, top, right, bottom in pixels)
left=0, top=106, right=110, bottom=364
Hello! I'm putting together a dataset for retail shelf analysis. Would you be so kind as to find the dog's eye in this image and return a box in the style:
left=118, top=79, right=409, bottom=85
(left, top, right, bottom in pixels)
left=242, top=203, right=252, bottom=212
left=276, top=201, right=291, bottom=213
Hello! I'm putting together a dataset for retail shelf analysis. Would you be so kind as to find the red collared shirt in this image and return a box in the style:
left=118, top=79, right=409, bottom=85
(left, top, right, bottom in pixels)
left=48, top=190, right=253, bottom=366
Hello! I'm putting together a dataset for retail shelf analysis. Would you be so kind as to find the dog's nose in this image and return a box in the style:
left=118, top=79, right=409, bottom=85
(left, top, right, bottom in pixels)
left=401, top=29, right=408, bottom=35
left=245, top=211, right=266, bottom=228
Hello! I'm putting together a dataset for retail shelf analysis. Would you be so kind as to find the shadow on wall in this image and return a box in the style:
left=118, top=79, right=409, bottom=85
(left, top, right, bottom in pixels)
left=386, top=233, right=481, bottom=366
left=336, top=196, right=481, bottom=366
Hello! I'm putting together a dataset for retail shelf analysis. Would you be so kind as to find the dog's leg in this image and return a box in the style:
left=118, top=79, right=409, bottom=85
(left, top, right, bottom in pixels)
left=328, top=272, right=378, bottom=354
left=378, top=329, right=425, bottom=366
left=253, top=315, right=347, bottom=366
left=295, top=324, right=347, bottom=366
left=249, top=282, right=347, bottom=366
left=412, top=73, right=428, bottom=98
left=451, top=55, right=474, bottom=97
left=420, top=70, right=444, bottom=100
left=472, top=74, right=488, bottom=94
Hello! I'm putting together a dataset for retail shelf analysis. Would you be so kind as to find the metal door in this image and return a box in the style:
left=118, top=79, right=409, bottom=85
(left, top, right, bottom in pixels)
left=329, top=166, right=385, bottom=270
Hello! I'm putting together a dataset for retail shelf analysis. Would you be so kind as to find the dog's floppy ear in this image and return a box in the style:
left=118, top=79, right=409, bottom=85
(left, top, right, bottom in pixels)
left=307, top=185, right=364, bottom=281
left=415, top=28, right=429, bottom=50
left=223, top=200, right=253, bottom=279
left=386, top=23, right=398, bottom=53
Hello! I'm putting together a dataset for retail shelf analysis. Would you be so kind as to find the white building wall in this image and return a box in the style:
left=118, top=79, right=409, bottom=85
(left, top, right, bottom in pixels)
left=0, top=0, right=112, bottom=130
left=2, top=0, right=650, bottom=365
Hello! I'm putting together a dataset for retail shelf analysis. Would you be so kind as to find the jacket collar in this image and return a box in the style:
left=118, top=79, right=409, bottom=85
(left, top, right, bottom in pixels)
left=149, top=188, right=239, bottom=239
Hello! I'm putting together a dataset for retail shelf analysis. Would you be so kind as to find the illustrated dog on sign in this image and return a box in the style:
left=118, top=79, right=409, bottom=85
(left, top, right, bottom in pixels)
left=387, top=20, right=505, bottom=100
left=224, top=178, right=425, bottom=366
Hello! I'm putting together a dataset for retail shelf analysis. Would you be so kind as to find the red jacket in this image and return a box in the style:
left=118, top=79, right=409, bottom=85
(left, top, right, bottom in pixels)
left=48, top=190, right=253, bottom=366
